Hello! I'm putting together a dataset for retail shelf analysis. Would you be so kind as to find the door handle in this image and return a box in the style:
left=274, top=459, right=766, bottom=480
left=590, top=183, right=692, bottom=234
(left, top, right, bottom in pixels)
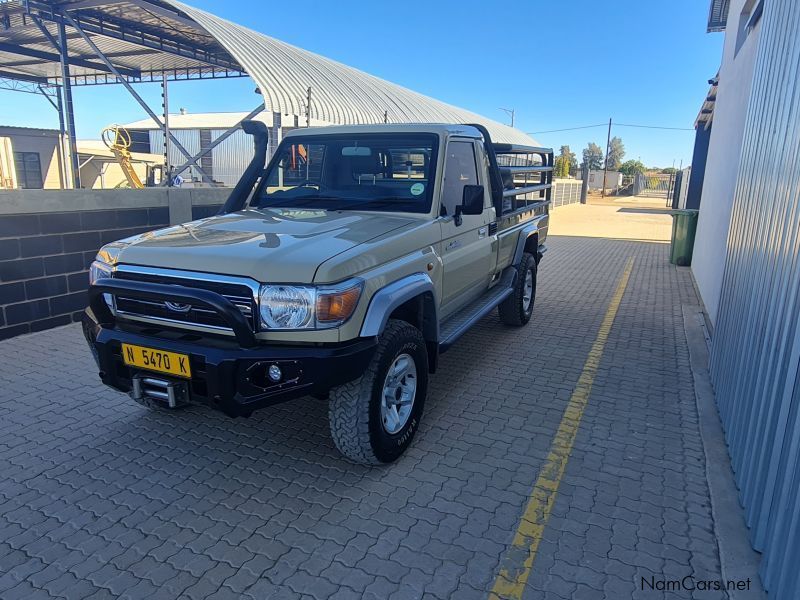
left=478, top=226, right=488, bottom=239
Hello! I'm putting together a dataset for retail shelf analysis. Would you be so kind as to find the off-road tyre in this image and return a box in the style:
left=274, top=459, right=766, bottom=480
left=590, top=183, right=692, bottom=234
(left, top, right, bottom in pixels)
left=498, top=252, right=537, bottom=326
left=328, top=319, right=428, bottom=464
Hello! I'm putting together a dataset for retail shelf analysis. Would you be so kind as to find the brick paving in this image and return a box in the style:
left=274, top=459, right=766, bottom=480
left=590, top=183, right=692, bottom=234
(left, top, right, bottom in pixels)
left=0, top=234, right=723, bottom=599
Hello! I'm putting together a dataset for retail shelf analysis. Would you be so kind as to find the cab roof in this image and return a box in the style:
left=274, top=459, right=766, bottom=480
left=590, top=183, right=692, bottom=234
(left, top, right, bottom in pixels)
left=282, top=123, right=483, bottom=140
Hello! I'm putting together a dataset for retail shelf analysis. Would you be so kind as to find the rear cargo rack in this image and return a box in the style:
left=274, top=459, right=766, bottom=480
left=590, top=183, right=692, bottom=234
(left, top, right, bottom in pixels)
left=465, top=124, right=553, bottom=216
left=493, top=143, right=554, bottom=214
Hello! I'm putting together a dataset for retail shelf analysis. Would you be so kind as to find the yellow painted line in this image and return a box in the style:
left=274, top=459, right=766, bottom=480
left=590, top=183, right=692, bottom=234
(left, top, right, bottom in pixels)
left=489, top=257, right=634, bottom=600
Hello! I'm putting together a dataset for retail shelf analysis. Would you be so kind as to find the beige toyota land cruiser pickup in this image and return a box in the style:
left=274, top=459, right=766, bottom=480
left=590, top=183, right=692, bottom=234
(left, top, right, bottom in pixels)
left=83, top=122, right=552, bottom=464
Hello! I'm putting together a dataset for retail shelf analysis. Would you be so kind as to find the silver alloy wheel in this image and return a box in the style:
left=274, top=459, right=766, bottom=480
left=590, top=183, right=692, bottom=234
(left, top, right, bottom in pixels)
left=522, top=268, right=534, bottom=311
left=380, top=353, right=417, bottom=434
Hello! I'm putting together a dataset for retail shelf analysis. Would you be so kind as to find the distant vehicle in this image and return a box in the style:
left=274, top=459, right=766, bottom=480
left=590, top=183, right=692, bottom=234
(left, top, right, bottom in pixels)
left=83, top=122, right=553, bottom=464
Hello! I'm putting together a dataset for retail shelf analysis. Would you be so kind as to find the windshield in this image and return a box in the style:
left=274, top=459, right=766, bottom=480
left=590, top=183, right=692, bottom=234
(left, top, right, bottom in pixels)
left=252, top=133, right=438, bottom=213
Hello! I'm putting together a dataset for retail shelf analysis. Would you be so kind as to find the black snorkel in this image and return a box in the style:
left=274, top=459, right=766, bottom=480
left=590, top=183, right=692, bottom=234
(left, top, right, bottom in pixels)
left=220, top=119, right=269, bottom=214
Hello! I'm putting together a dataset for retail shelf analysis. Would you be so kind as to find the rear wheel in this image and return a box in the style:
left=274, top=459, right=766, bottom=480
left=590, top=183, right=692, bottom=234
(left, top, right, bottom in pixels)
left=328, top=319, right=428, bottom=464
left=498, top=252, right=537, bottom=326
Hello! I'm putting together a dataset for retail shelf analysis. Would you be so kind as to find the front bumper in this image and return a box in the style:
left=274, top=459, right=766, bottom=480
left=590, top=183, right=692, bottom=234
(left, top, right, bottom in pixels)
left=82, top=307, right=376, bottom=417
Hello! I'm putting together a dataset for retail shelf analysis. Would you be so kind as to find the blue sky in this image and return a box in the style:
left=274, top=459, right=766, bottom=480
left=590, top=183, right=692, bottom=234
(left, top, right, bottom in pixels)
left=0, top=0, right=723, bottom=168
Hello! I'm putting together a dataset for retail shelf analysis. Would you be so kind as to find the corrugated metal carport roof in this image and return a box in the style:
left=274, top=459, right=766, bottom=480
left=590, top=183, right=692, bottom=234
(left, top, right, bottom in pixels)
left=0, top=0, right=536, bottom=144
left=0, top=0, right=241, bottom=83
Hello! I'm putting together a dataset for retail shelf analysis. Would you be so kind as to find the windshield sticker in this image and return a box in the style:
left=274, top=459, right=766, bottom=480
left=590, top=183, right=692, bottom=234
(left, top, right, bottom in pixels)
left=410, top=183, right=425, bottom=196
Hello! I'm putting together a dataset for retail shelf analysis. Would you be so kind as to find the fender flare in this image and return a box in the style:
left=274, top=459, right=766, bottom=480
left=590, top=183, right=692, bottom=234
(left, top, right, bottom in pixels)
left=512, top=216, right=547, bottom=266
left=359, top=273, right=438, bottom=340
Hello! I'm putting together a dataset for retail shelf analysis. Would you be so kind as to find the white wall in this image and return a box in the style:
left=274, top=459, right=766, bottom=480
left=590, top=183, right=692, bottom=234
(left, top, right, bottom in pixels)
left=692, top=0, right=762, bottom=326
left=586, top=170, right=621, bottom=190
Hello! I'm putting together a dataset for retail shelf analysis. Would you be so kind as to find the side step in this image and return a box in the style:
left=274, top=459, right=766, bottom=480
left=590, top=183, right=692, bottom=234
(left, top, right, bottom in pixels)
left=439, top=267, right=516, bottom=352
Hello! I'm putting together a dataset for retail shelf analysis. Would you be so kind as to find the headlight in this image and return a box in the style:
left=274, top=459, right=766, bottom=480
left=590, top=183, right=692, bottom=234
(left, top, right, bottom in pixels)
left=89, top=260, right=114, bottom=309
left=259, top=280, right=362, bottom=330
left=89, top=260, right=112, bottom=285
left=260, top=285, right=315, bottom=329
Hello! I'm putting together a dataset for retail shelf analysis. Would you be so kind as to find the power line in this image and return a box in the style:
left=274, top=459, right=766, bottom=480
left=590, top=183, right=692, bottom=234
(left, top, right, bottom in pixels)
left=615, top=122, right=694, bottom=131
left=529, top=121, right=695, bottom=135
left=527, top=123, right=606, bottom=134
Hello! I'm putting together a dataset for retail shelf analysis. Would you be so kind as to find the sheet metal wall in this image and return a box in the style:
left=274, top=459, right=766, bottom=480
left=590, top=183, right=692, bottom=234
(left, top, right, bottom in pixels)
left=709, top=1, right=800, bottom=597
left=149, top=130, right=201, bottom=180
left=210, top=129, right=255, bottom=187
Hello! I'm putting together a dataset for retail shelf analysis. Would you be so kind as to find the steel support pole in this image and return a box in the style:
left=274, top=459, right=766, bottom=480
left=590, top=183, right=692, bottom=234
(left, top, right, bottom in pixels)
left=57, top=21, right=81, bottom=189
left=602, top=117, right=611, bottom=198
left=167, top=103, right=266, bottom=182
left=162, top=73, right=171, bottom=185
left=58, top=10, right=212, bottom=183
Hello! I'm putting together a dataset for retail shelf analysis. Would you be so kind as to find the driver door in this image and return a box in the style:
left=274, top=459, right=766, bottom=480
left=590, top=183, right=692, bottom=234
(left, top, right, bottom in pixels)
left=438, top=139, right=495, bottom=317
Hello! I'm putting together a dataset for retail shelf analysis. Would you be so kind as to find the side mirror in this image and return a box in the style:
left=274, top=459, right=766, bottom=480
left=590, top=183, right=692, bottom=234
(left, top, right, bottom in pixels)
left=454, top=185, right=485, bottom=226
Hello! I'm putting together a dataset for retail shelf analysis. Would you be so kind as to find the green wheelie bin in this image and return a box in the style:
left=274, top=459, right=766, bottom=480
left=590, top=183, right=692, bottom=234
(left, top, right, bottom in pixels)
left=670, top=209, right=699, bottom=266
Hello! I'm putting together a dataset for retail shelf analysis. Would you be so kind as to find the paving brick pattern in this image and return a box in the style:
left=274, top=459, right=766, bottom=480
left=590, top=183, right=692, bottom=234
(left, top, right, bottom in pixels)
left=0, top=236, right=722, bottom=599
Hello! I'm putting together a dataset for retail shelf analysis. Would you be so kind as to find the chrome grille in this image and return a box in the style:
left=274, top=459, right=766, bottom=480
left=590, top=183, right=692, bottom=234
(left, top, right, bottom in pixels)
left=112, top=267, right=258, bottom=332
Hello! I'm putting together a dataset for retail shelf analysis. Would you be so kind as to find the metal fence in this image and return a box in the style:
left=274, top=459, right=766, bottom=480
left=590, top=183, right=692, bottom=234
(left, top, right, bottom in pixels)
left=551, top=179, right=582, bottom=208
left=633, top=172, right=675, bottom=198
left=709, top=2, right=800, bottom=597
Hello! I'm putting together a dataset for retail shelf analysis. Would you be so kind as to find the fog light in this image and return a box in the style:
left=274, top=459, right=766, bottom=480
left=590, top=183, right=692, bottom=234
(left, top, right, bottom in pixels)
left=268, top=364, right=282, bottom=382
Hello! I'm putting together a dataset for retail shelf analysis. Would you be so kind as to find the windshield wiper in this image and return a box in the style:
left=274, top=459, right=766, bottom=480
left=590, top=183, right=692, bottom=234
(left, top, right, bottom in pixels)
left=335, top=198, right=408, bottom=211
left=256, top=195, right=343, bottom=208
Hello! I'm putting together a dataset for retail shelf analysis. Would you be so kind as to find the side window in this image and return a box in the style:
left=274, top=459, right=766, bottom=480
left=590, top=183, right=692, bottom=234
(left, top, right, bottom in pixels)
left=441, top=141, right=478, bottom=216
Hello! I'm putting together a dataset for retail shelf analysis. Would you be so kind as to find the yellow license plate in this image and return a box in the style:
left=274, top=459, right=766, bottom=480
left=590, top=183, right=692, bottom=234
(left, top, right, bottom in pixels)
left=121, top=344, right=191, bottom=378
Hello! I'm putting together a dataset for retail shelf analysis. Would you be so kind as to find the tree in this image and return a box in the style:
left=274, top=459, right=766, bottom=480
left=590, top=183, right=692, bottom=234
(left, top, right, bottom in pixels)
left=607, top=137, right=625, bottom=170
left=554, top=156, right=570, bottom=178
left=559, top=145, right=577, bottom=176
left=554, top=145, right=576, bottom=177
left=582, top=143, right=604, bottom=170
left=619, top=159, right=646, bottom=176
left=660, top=167, right=677, bottom=174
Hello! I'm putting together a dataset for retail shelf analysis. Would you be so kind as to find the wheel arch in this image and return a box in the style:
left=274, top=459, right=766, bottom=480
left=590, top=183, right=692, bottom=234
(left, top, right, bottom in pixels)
left=360, top=273, right=439, bottom=341
left=512, top=217, right=547, bottom=266
left=360, top=273, right=439, bottom=373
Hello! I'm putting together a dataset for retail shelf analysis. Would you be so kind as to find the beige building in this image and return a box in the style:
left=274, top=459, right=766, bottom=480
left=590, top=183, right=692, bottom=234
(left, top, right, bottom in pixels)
left=0, top=126, right=162, bottom=190
left=75, top=140, right=162, bottom=190
left=0, top=126, right=67, bottom=189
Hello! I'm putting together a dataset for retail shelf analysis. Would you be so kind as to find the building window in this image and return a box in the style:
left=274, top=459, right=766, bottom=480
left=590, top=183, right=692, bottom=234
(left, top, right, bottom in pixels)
left=13, top=152, right=44, bottom=189
left=735, top=0, right=764, bottom=57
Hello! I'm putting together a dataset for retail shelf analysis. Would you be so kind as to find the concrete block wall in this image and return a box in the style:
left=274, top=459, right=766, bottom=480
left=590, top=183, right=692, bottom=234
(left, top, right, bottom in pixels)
left=0, top=188, right=229, bottom=340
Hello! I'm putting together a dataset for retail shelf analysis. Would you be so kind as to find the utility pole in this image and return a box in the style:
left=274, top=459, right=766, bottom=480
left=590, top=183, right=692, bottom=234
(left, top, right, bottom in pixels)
left=306, top=86, right=312, bottom=127
left=601, top=117, right=611, bottom=198
left=499, top=107, right=515, bottom=127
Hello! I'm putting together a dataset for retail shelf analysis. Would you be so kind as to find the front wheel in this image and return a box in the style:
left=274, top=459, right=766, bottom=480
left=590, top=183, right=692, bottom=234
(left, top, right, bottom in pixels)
left=328, top=319, right=428, bottom=464
left=498, top=252, right=537, bottom=326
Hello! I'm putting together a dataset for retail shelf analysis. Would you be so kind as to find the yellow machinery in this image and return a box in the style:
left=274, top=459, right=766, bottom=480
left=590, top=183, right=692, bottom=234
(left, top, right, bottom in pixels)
left=102, top=125, right=144, bottom=189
